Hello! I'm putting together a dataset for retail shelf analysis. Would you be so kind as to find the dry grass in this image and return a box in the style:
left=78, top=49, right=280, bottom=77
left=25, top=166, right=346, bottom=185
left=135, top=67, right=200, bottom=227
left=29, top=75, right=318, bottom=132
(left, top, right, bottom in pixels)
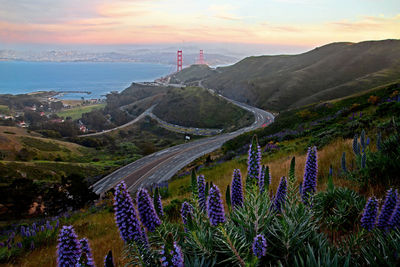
left=169, top=137, right=378, bottom=201
left=4, top=211, right=128, bottom=267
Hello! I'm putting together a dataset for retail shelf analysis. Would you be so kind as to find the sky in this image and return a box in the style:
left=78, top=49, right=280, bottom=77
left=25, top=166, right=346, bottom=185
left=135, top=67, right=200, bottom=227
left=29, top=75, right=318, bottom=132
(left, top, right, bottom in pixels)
left=0, top=0, right=399, bottom=54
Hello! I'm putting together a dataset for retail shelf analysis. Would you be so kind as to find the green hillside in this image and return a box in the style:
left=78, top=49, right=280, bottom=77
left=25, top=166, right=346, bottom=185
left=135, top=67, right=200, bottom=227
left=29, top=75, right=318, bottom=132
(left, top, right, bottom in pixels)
left=199, top=39, right=400, bottom=111
left=170, top=64, right=216, bottom=84
left=152, top=86, right=254, bottom=131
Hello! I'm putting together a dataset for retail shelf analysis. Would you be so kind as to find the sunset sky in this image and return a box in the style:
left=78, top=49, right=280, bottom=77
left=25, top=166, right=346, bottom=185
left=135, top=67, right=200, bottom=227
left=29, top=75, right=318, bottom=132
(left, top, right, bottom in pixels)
left=0, top=0, right=399, bottom=51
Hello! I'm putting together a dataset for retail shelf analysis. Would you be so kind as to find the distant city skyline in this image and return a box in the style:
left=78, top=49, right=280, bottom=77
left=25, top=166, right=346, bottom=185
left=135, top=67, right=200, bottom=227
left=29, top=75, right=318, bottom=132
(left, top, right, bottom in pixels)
left=0, top=0, right=399, bottom=55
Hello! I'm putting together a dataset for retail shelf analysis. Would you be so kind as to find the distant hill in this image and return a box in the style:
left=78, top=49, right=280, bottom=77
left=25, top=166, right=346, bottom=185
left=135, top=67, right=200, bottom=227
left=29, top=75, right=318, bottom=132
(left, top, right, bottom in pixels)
left=187, top=39, right=400, bottom=111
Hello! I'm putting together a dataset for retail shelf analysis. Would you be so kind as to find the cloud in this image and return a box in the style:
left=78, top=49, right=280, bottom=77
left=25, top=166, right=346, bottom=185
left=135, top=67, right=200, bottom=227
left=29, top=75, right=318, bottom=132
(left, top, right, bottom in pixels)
left=0, top=0, right=399, bottom=47
left=208, top=4, right=244, bottom=21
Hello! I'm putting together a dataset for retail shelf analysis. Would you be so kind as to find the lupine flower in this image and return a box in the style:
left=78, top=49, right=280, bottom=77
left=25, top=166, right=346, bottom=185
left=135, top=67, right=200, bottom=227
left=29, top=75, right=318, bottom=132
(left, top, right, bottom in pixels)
left=361, top=197, right=378, bottom=231
left=377, top=132, right=382, bottom=151
left=231, top=169, right=244, bottom=209
left=352, top=134, right=359, bottom=155
left=301, top=146, right=318, bottom=205
left=21, top=226, right=25, bottom=237
left=377, top=188, right=398, bottom=230
left=252, top=234, right=267, bottom=259
left=0, top=242, right=4, bottom=247
left=56, top=220, right=59, bottom=229
left=31, top=229, right=36, bottom=236
left=32, top=223, right=37, bottom=232
left=113, top=182, right=143, bottom=244
left=153, top=187, right=164, bottom=218
left=57, top=226, right=81, bottom=267
left=329, top=165, right=333, bottom=177
left=341, top=152, right=347, bottom=172
left=79, top=238, right=95, bottom=267
left=137, top=188, right=162, bottom=232
left=16, top=242, right=22, bottom=249
left=361, top=153, right=366, bottom=169
left=389, top=201, right=400, bottom=229
left=207, top=185, right=226, bottom=226
left=160, top=241, right=184, bottom=267
left=40, top=226, right=45, bottom=232
left=260, top=165, right=272, bottom=192
left=181, top=202, right=194, bottom=231
left=366, top=137, right=370, bottom=146
left=273, top=177, right=287, bottom=213
left=104, top=250, right=114, bottom=267
left=360, top=129, right=366, bottom=150
left=197, top=175, right=206, bottom=211
left=246, top=135, right=261, bottom=189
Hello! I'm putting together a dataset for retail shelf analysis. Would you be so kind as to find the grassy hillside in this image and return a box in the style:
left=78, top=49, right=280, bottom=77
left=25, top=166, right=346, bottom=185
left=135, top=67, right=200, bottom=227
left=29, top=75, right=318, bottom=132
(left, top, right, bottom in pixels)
left=56, top=104, right=106, bottom=120
left=152, top=86, right=254, bottom=131
left=200, top=39, right=400, bottom=111
left=0, top=126, right=107, bottom=184
left=170, top=64, right=216, bottom=84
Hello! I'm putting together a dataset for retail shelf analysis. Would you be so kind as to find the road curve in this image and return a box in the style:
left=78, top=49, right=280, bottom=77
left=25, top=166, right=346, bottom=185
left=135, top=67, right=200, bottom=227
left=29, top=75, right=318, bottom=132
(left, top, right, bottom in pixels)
left=92, top=88, right=274, bottom=195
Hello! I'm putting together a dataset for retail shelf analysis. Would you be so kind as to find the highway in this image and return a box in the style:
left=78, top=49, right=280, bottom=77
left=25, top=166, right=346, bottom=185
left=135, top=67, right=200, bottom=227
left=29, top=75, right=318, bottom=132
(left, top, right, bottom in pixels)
left=92, top=87, right=274, bottom=195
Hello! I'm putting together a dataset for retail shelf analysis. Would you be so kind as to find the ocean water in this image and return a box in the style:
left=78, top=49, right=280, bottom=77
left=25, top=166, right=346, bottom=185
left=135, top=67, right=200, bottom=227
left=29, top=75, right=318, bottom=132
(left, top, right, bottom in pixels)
left=0, top=61, right=174, bottom=99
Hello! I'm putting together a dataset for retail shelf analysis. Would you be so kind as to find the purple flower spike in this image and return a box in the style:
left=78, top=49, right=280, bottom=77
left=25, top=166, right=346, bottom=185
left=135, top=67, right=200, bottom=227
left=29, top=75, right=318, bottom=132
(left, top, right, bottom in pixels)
left=21, top=226, right=25, bottom=237
left=246, top=135, right=262, bottom=189
left=389, top=201, right=400, bottom=229
left=113, top=182, right=143, bottom=244
left=377, top=188, right=398, bottom=230
left=181, top=202, right=194, bottom=231
left=301, top=146, right=318, bottom=205
left=361, top=197, right=378, bottom=231
left=16, top=242, right=22, bottom=249
left=79, top=238, right=95, bottom=267
left=104, top=250, right=115, bottom=267
left=252, top=234, right=267, bottom=259
left=160, top=242, right=184, bottom=267
left=137, top=188, right=162, bottom=232
left=273, top=177, right=287, bottom=213
left=259, top=166, right=271, bottom=193
left=207, top=185, right=225, bottom=226
left=153, top=187, right=164, bottom=218
left=197, top=175, right=206, bottom=211
left=231, top=169, right=244, bottom=209
left=57, top=225, right=81, bottom=267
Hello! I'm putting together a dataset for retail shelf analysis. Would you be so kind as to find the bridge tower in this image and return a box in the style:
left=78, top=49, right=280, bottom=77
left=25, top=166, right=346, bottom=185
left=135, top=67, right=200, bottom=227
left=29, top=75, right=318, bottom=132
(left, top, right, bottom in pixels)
left=177, top=50, right=183, bottom=72
left=199, top=50, right=205, bottom=65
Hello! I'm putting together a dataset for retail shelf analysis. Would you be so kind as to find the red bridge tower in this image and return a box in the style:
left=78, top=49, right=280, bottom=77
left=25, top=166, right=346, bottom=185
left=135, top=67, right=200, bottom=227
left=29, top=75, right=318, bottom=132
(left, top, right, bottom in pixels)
left=177, top=50, right=183, bottom=72
left=199, top=50, right=205, bottom=65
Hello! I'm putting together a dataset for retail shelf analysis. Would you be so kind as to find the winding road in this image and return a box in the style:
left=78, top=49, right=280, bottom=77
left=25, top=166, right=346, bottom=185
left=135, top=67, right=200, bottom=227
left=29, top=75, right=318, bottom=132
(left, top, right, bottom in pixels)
left=92, top=86, right=274, bottom=195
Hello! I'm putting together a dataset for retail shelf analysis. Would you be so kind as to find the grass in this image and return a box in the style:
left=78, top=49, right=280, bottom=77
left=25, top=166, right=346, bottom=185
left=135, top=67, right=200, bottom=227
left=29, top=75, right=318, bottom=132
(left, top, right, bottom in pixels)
left=20, top=137, right=62, bottom=152
left=0, top=105, right=10, bottom=115
left=56, top=104, right=106, bottom=120
left=168, top=136, right=381, bottom=204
